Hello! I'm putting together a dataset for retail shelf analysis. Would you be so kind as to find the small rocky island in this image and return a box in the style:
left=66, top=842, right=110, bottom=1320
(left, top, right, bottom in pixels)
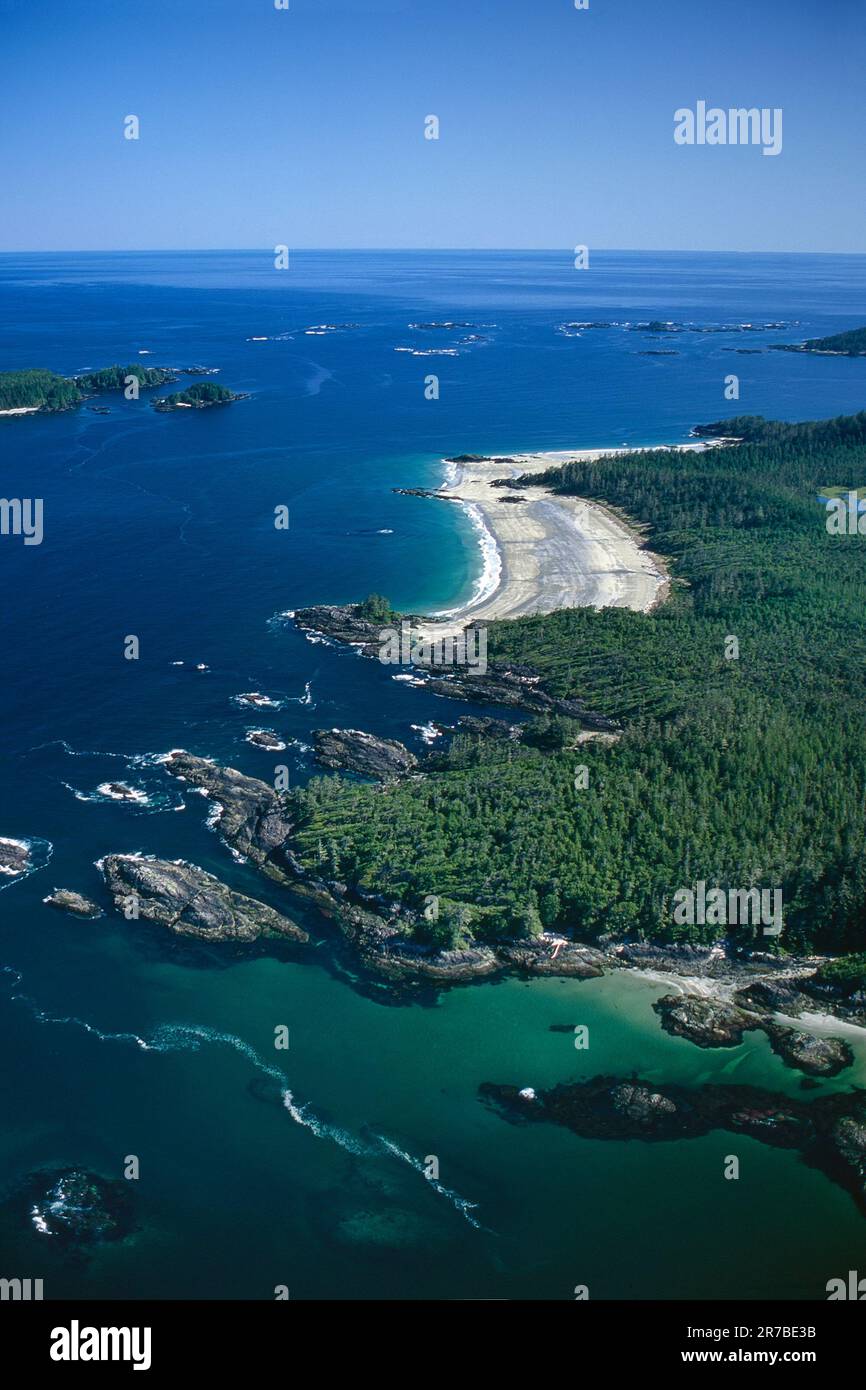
left=14, top=1168, right=135, bottom=1249
left=0, top=836, right=31, bottom=877
left=101, top=854, right=308, bottom=943
left=245, top=729, right=287, bottom=751
left=44, top=888, right=103, bottom=919
left=102, top=781, right=143, bottom=801
left=556, top=319, right=792, bottom=337
left=153, top=382, right=246, bottom=411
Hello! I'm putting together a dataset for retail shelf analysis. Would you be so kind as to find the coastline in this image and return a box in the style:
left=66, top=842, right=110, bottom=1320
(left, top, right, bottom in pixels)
left=424, top=441, right=721, bottom=634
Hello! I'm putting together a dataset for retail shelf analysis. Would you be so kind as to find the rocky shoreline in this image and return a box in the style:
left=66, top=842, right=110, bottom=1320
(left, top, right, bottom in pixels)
left=163, top=750, right=293, bottom=871
left=35, top=738, right=865, bottom=1067
left=43, top=582, right=866, bottom=1059
left=293, top=603, right=619, bottom=728
left=125, top=751, right=866, bottom=1053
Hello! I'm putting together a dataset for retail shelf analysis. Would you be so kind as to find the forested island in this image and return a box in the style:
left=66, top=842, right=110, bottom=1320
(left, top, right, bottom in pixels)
left=153, top=382, right=246, bottom=411
left=0, top=364, right=232, bottom=415
left=282, top=411, right=866, bottom=976
left=0, top=368, right=83, bottom=412
left=771, top=325, right=866, bottom=356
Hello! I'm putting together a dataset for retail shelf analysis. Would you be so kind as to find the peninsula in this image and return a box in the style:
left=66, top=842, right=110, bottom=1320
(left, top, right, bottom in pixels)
left=282, top=412, right=866, bottom=981
left=771, top=324, right=866, bottom=356
left=57, top=413, right=866, bottom=1074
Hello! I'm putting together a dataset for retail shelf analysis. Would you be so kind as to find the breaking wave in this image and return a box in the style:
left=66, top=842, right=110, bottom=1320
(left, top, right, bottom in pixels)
left=0, top=970, right=483, bottom=1227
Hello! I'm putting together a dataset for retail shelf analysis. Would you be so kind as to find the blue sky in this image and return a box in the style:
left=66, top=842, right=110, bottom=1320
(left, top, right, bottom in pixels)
left=0, top=0, right=864, bottom=252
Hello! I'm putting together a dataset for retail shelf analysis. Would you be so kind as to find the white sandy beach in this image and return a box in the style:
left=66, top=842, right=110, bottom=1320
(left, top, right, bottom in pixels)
left=419, top=442, right=720, bottom=636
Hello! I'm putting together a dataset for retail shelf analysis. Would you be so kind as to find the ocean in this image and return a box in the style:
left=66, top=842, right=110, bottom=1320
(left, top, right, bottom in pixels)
left=2, top=248, right=866, bottom=1299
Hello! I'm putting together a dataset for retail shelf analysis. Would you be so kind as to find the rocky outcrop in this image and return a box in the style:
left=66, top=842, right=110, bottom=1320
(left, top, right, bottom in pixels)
left=423, top=668, right=619, bottom=729
left=14, top=1168, right=135, bottom=1248
left=830, top=1116, right=866, bottom=1198
left=369, top=942, right=503, bottom=984
left=0, top=837, right=30, bottom=877
left=452, top=715, right=520, bottom=740
left=101, top=782, right=141, bottom=801
left=732, top=964, right=866, bottom=1029
left=163, top=751, right=291, bottom=867
left=499, top=940, right=606, bottom=979
left=294, top=604, right=384, bottom=657
left=293, top=605, right=618, bottom=728
left=101, top=854, right=308, bottom=943
left=285, top=872, right=608, bottom=988
left=764, top=1024, right=854, bottom=1077
left=245, top=729, right=286, bottom=751
left=44, top=889, right=103, bottom=919
left=653, top=993, right=764, bottom=1048
left=610, top=1083, right=679, bottom=1125
left=609, top=940, right=793, bottom=983
left=392, top=487, right=463, bottom=501
left=609, top=940, right=866, bottom=1029
left=653, top=988, right=854, bottom=1077
left=313, top=728, right=418, bottom=780
left=153, top=385, right=247, bottom=411
left=480, top=1074, right=866, bottom=1211
left=732, top=977, right=811, bottom=1015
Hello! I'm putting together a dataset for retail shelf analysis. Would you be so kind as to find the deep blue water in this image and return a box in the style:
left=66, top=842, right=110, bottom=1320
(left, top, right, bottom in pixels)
left=2, top=250, right=866, bottom=1300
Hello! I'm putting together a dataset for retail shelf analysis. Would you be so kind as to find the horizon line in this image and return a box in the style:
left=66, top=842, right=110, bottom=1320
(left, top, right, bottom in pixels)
left=1, top=246, right=865, bottom=258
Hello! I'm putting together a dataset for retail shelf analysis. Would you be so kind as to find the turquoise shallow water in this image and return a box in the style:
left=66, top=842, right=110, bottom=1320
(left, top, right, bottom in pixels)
left=2, top=249, right=866, bottom=1298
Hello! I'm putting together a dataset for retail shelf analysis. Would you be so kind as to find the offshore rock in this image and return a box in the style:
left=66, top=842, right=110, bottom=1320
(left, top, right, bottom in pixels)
left=653, top=992, right=764, bottom=1047
left=18, top=1168, right=135, bottom=1249
left=101, top=854, right=308, bottom=943
left=0, top=837, right=31, bottom=877
left=764, top=1024, right=854, bottom=1077
left=44, top=888, right=103, bottom=919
